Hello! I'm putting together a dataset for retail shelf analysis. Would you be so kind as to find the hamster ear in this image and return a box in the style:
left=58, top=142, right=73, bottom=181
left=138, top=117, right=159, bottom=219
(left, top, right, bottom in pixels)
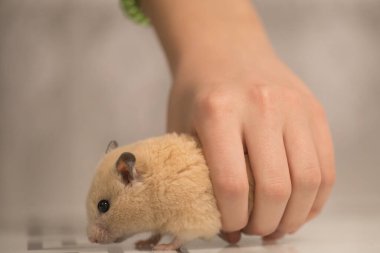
left=115, top=152, right=138, bottom=184
left=106, top=140, right=118, bottom=153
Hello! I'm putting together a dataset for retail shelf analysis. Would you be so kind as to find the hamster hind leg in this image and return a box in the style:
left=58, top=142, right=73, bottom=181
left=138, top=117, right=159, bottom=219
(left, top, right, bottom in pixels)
left=135, top=233, right=162, bottom=250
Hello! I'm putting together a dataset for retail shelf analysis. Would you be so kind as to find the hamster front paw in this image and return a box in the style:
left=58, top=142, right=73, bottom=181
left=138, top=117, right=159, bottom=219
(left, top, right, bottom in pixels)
left=153, top=244, right=177, bottom=251
left=153, top=237, right=183, bottom=251
left=135, top=233, right=162, bottom=250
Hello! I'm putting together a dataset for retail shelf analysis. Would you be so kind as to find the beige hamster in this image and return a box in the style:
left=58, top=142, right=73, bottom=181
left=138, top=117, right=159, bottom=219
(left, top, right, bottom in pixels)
left=86, top=133, right=253, bottom=250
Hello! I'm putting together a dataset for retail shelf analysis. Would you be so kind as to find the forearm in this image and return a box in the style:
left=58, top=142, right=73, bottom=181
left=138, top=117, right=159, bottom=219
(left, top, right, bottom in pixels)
left=141, top=0, right=275, bottom=74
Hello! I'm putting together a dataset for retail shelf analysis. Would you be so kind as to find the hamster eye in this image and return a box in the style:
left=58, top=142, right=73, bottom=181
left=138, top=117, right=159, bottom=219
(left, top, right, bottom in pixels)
left=97, top=200, right=110, bottom=213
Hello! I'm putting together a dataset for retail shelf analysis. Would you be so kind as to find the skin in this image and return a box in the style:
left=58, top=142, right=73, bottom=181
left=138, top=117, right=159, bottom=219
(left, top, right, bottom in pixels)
left=141, top=0, right=336, bottom=243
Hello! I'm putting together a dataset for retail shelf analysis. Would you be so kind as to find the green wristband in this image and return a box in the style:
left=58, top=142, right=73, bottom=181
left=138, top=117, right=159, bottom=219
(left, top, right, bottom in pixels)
left=120, top=0, right=150, bottom=25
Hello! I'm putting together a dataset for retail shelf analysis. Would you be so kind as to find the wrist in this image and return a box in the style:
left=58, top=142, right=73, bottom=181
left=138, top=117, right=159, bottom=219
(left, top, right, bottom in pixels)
left=141, top=0, right=274, bottom=74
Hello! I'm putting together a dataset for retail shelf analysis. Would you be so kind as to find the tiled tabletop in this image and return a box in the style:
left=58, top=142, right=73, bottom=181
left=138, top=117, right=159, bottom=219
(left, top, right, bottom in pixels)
left=2, top=208, right=379, bottom=253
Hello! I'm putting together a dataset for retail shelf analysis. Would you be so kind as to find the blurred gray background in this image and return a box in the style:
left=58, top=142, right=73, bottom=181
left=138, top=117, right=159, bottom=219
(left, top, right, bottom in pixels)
left=0, top=0, right=379, bottom=230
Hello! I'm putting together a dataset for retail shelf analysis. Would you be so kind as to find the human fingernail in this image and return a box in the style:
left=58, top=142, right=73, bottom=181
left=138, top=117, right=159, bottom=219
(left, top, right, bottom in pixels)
left=262, top=230, right=285, bottom=241
left=219, top=231, right=241, bottom=244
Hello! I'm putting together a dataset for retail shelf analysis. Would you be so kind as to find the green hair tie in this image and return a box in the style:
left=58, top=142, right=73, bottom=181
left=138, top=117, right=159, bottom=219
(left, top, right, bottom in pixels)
left=120, top=0, right=150, bottom=25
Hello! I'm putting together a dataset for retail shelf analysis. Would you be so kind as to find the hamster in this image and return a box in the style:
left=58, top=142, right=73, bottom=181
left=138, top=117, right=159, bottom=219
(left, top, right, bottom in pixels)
left=86, top=133, right=253, bottom=250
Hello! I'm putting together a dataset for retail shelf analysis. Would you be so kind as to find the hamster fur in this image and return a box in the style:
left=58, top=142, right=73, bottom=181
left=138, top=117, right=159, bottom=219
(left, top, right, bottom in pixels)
left=87, top=133, right=253, bottom=250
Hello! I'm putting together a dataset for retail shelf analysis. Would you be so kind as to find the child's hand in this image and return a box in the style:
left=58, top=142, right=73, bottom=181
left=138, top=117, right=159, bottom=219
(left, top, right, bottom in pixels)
left=167, top=53, right=335, bottom=242
left=143, top=0, right=336, bottom=242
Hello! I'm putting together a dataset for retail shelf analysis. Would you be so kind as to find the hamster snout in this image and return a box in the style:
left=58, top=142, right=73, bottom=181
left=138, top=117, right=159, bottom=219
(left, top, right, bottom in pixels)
left=87, top=224, right=119, bottom=244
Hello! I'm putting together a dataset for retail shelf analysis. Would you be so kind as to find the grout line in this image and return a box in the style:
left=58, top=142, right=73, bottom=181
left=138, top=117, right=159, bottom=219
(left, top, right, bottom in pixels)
left=62, top=238, right=77, bottom=246
left=27, top=240, right=43, bottom=251
left=108, top=246, right=124, bottom=253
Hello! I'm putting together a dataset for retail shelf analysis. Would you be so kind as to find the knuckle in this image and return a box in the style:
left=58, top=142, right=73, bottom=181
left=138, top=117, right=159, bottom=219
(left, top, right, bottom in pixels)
left=196, top=90, right=235, bottom=118
left=292, top=167, right=321, bottom=192
left=215, top=177, right=249, bottom=199
left=246, top=85, right=278, bottom=115
left=246, top=85, right=307, bottom=117
left=247, top=85, right=270, bottom=103
left=258, top=180, right=291, bottom=201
